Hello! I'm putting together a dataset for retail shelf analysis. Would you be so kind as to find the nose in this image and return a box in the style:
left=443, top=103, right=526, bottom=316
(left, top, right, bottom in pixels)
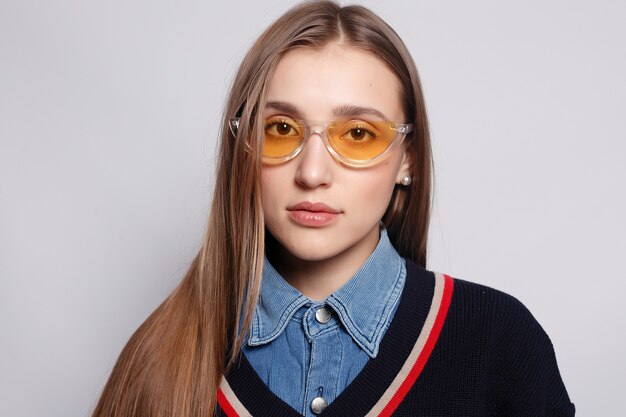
left=293, top=130, right=334, bottom=189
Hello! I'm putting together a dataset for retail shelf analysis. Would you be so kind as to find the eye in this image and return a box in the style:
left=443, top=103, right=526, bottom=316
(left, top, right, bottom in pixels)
left=340, top=121, right=378, bottom=142
left=347, top=127, right=369, bottom=141
left=265, top=118, right=300, bottom=137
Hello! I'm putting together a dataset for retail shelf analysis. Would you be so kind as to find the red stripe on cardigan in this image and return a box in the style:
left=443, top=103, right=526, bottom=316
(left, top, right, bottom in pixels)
left=217, top=388, right=239, bottom=417
left=377, top=274, right=454, bottom=417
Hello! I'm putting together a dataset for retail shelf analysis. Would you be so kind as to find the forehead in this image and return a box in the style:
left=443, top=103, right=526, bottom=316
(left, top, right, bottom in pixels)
left=265, top=44, right=405, bottom=121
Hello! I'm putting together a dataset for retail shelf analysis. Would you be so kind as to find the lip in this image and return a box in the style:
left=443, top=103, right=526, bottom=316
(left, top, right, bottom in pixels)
left=287, top=201, right=341, bottom=227
left=287, top=202, right=340, bottom=213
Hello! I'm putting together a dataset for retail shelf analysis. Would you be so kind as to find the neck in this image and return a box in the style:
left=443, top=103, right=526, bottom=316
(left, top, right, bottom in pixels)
left=267, top=228, right=380, bottom=301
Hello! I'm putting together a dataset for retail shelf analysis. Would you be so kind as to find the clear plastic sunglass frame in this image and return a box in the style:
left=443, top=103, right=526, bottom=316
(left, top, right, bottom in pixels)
left=228, top=117, right=413, bottom=168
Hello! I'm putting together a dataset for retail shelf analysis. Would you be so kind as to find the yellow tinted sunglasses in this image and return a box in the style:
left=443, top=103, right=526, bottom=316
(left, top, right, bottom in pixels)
left=229, top=117, right=413, bottom=167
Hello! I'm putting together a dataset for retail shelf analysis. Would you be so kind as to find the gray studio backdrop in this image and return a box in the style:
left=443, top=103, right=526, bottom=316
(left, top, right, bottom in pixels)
left=1, top=0, right=625, bottom=416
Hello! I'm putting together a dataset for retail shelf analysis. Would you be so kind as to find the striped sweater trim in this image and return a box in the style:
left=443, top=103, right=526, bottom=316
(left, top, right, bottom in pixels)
left=218, top=377, right=251, bottom=417
left=368, top=272, right=453, bottom=416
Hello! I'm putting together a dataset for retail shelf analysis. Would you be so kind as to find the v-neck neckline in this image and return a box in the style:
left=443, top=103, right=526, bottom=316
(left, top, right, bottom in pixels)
left=218, top=261, right=454, bottom=417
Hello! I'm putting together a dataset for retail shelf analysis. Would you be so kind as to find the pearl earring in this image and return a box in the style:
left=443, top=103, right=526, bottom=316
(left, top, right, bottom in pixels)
left=400, top=176, right=412, bottom=186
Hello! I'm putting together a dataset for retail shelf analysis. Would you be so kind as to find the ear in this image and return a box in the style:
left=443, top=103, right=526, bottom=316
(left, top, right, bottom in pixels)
left=395, top=144, right=414, bottom=185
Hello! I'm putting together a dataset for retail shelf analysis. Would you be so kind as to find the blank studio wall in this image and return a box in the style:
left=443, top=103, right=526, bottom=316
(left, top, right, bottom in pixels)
left=1, top=1, right=624, bottom=416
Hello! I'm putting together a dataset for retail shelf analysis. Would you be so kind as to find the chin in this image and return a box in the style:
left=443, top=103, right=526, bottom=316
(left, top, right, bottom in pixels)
left=264, top=216, right=382, bottom=267
left=281, top=238, right=346, bottom=263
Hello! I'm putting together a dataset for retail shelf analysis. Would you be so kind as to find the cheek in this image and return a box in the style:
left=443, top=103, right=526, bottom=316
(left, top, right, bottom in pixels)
left=366, top=157, right=402, bottom=198
left=260, top=167, right=286, bottom=219
left=366, top=178, right=396, bottom=213
left=348, top=160, right=400, bottom=217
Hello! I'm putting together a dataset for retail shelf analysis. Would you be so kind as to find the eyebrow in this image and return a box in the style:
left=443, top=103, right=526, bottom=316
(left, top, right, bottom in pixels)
left=264, top=101, right=390, bottom=120
left=333, top=105, right=390, bottom=121
left=265, top=101, right=303, bottom=118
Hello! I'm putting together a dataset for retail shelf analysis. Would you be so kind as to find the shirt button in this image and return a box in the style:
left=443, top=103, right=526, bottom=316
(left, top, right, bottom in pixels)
left=315, top=306, right=332, bottom=324
left=310, top=396, right=328, bottom=414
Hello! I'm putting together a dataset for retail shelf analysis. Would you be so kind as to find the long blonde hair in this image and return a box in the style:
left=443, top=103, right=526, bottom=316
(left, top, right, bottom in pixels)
left=91, top=1, right=432, bottom=416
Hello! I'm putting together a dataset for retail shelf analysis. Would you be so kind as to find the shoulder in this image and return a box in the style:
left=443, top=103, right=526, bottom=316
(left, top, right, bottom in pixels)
left=403, top=260, right=575, bottom=415
left=405, top=260, right=543, bottom=337
left=450, top=276, right=543, bottom=333
left=441, top=272, right=556, bottom=362
left=434, top=274, right=575, bottom=415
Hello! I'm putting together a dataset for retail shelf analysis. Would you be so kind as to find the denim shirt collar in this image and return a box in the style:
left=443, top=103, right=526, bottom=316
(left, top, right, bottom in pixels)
left=247, top=229, right=405, bottom=358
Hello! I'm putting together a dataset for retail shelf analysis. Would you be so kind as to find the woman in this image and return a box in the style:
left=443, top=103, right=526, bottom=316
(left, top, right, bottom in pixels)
left=92, top=1, right=574, bottom=416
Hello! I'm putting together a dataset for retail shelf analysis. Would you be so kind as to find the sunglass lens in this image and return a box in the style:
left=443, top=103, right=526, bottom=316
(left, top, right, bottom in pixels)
left=263, top=118, right=304, bottom=157
left=327, top=120, right=396, bottom=161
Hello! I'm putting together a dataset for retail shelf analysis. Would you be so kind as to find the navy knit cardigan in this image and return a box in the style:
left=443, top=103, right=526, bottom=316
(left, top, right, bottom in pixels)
left=216, top=261, right=575, bottom=416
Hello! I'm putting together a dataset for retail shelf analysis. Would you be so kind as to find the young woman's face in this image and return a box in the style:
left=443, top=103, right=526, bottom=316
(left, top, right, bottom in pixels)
left=261, top=44, right=410, bottom=266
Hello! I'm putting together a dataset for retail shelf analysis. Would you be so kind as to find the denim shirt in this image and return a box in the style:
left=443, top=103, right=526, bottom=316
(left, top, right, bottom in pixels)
left=242, top=229, right=406, bottom=416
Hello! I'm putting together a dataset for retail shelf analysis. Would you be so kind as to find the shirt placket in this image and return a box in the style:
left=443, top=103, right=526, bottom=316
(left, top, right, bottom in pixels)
left=302, top=303, right=342, bottom=416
